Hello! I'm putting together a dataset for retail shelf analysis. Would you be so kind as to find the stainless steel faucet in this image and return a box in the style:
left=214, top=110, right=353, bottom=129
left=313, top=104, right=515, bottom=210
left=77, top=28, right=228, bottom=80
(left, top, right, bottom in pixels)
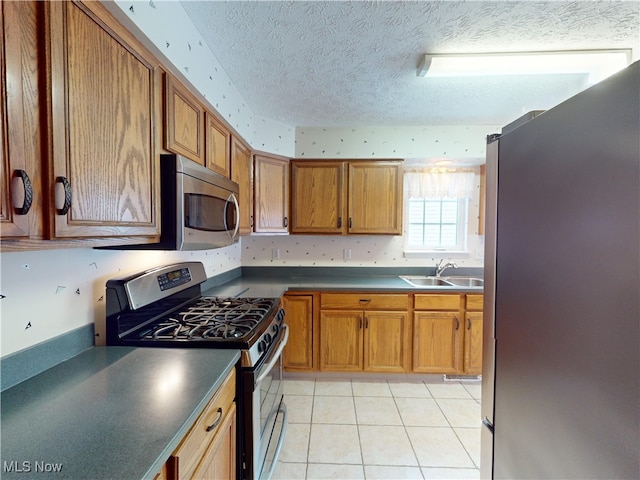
left=435, top=259, right=457, bottom=277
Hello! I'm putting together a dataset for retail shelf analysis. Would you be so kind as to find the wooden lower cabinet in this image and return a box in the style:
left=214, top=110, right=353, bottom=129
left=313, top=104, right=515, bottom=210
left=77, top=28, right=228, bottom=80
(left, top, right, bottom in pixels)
left=319, top=293, right=410, bottom=373
left=319, top=309, right=408, bottom=372
left=463, top=294, right=484, bottom=375
left=282, top=293, right=314, bottom=371
left=413, top=311, right=461, bottom=374
left=164, top=369, right=236, bottom=480
left=363, top=311, right=410, bottom=373
left=464, top=312, right=483, bottom=374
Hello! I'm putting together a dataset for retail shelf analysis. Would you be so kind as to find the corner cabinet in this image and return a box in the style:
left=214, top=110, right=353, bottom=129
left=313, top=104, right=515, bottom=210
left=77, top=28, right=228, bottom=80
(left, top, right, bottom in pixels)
left=254, top=154, right=289, bottom=233
left=290, top=160, right=403, bottom=235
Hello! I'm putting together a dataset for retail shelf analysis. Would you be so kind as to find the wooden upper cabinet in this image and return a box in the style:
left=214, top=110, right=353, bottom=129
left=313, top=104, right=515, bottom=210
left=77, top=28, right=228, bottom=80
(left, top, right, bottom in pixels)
left=290, top=159, right=403, bottom=235
left=348, top=161, right=403, bottom=234
left=254, top=154, right=289, bottom=233
left=205, top=113, right=231, bottom=177
left=1, top=1, right=31, bottom=238
left=290, top=161, right=345, bottom=234
left=164, top=73, right=204, bottom=164
left=46, top=1, right=160, bottom=239
left=231, top=135, right=253, bottom=235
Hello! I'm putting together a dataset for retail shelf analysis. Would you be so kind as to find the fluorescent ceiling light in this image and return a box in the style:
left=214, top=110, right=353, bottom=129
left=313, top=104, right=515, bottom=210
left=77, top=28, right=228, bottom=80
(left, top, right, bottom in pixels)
left=417, top=50, right=632, bottom=84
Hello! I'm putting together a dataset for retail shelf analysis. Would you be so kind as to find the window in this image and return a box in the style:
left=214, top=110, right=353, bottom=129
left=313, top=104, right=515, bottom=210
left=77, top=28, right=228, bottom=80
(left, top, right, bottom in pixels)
left=407, top=197, right=467, bottom=250
left=404, top=168, right=476, bottom=254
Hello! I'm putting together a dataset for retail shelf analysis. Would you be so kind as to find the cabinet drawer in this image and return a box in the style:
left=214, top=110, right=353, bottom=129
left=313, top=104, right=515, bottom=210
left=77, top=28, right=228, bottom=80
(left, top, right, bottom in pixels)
left=414, top=294, right=460, bottom=311
left=466, top=294, right=484, bottom=311
left=321, top=293, right=408, bottom=310
left=171, top=368, right=235, bottom=479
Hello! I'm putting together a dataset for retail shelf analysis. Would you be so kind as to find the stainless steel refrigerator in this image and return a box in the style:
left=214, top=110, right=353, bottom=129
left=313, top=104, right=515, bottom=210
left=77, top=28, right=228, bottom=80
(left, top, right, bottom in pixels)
left=481, top=61, right=639, bottom=479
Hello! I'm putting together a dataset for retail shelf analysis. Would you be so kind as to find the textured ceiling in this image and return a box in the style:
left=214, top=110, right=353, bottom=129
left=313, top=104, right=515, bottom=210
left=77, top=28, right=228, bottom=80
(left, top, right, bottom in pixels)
left=181, top=1, right=640, bottom=127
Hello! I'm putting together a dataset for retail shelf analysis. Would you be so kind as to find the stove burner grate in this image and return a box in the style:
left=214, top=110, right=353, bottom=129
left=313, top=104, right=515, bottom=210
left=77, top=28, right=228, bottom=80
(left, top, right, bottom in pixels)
left=140, top=297, right=276, bottom=341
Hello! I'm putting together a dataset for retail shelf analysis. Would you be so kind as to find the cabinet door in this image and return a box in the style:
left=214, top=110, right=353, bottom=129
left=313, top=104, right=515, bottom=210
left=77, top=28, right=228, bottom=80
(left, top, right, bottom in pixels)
left=1, top=1, right=31, bottom=238
left=319, top=310, right=363, bottom=371
left=164, top=73, right=204, bottom=165
left=290, top=161, right=345, bottom=234
left=283, top=294, right=314, bottom=371
left=254, top=154, right=289, bottom=233
left=190, top=403, right=236, bottom=480
left=47, top=1, right=160, bottom=238
left=205, top=113, right=230, bottom=177
left=364, top=311, right=409, bottom=373
left=231, top=136, right=253, bottom=235
left=464, top=311, right=483, bottom=375
left=413, top=311, right=461, bottom=374
left=348, top=162, right=402, bottom=234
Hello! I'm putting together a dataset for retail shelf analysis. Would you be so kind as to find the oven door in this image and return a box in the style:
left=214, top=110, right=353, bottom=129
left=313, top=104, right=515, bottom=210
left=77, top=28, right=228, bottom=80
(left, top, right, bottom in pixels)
left=252, top=324, right=289, bottom=480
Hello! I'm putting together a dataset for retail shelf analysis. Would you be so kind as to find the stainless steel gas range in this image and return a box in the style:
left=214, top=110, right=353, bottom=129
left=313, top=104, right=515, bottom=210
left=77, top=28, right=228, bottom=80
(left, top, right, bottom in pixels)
left=102, top=262, right=288, bottom=480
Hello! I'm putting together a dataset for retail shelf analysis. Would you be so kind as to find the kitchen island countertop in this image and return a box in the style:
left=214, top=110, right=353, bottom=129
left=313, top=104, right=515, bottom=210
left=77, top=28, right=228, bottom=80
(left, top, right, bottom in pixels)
left=0, top=346, right=239, bottom=480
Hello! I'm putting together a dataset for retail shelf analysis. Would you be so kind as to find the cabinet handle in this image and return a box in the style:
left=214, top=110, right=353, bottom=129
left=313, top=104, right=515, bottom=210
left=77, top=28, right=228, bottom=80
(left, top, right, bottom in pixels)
left=348, top=217, right=352, bottom=229
left=337, top=217, right=342, bottom=228
left=467, top=318, right=471, bottom=330
left=250, top=215, right=254, bottom=228
left=13, top=170, right=33, bottom=215
left=55, top=176, right=72, bottom=215
left=205, top=407, right=223, bottom=432
left=359, top=318, right=363, bottom=329
left=359, top=299, right=371, bottom=303
left=283, top=216, right=288, bottom=228
left=455, top=317, right=460, bottom=330
left=365, top=317, right=369, bottom=329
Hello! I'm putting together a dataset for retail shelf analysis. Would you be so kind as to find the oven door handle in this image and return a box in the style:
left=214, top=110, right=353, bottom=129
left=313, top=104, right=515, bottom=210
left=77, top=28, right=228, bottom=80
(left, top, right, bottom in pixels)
left=262, top=403, right=288, bottom=480
left=256, top=324, right=289, bottom=385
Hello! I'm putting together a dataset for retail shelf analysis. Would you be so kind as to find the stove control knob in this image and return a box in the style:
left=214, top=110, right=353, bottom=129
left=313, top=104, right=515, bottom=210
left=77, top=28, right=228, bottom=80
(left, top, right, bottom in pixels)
left=258, top=340, right=267, bottom=354
left=271, top=324, right=279, bottom=335
left=264, top=333, right=272, bottom=345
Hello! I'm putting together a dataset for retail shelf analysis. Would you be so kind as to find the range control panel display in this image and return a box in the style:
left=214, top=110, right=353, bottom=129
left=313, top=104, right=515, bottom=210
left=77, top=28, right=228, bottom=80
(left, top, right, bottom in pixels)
left=157, top=267, right=192, bottom=291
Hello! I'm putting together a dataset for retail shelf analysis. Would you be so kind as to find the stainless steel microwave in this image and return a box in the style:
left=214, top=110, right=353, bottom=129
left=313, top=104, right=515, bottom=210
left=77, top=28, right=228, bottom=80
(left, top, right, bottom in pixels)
left=160, top=154, right=239, bottom=250
left=103, top=154, right=239, bottom=251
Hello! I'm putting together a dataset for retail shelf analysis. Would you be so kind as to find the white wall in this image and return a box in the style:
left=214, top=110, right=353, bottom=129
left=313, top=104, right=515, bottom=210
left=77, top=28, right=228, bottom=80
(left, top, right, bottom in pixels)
left=295, top=125, right=498, bottom=159
left=0, top=245, right=240, bottom=357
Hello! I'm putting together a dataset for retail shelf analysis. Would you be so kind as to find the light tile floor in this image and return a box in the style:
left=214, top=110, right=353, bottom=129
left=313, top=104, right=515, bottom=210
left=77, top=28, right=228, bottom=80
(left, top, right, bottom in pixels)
left=273, top=378, right=481, bottom=480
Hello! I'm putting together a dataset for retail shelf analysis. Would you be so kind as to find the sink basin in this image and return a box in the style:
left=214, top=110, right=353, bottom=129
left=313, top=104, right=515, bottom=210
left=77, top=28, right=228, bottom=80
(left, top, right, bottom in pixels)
left=399, top=275, right=453, bottom=287
left=399, top=275, right=484, bottom=288
left=441, top=276, right=484, bottom=287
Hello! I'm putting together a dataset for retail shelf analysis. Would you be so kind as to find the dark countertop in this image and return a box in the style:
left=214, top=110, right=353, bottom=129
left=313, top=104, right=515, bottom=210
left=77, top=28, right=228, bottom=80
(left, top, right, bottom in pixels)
left=0, top=347, right=239, bottom=480
left=202, top=266, right=484, bottom=298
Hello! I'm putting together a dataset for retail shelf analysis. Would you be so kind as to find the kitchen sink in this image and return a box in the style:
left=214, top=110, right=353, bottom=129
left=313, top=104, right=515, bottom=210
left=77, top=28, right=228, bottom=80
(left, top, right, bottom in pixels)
left=441, top=276, right=484, bottom=287
left=399, top=275, right=484, bottom=288
left=399, top=275, right=453, bottom=287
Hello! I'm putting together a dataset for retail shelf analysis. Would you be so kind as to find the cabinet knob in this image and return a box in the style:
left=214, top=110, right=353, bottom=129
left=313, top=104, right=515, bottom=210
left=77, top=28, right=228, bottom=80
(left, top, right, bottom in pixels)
left=13, top=170, right=33, bottom=215
left=55, top=176, right=72, bottom=215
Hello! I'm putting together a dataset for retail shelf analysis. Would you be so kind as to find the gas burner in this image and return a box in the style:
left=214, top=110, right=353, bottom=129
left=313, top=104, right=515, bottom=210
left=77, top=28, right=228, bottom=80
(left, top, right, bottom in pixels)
left=140, top=297, right=277, bottom=341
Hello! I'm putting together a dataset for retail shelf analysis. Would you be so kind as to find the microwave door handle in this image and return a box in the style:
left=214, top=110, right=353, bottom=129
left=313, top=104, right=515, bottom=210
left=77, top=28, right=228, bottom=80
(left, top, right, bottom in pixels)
left=227, top=193, right=240, bottom=240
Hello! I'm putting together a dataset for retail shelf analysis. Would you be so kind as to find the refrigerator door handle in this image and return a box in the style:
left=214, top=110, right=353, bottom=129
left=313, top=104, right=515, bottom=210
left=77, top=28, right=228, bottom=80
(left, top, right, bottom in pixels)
left=482, top=417, right=494, bottom=434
